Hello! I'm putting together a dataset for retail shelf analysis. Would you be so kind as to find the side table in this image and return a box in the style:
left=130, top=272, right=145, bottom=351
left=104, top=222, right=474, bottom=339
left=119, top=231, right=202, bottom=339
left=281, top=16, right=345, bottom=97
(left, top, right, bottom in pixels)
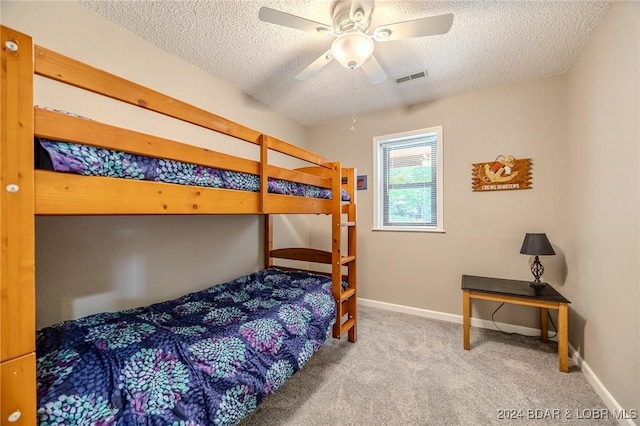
left=462, top=275, right=571, bottom=373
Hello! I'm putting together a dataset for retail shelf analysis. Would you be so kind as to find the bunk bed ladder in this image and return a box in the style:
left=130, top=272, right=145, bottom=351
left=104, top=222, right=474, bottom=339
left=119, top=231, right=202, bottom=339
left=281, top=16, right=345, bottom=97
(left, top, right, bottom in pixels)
left=332, top=164, right=357, bottom=343
left=264, top=164, right=357, bottom=343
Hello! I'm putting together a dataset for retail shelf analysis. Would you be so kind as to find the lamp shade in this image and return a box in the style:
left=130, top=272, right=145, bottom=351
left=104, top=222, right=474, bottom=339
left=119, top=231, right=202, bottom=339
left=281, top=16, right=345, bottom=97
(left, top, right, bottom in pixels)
left=331, top=32, right=374, bottom=69
left=520, top=233, right=556, bottom=256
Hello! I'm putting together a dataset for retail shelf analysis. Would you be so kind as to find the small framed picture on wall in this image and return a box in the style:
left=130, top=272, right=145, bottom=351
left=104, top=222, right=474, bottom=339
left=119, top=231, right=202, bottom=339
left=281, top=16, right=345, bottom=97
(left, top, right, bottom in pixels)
left=342, top=175, right=368, bottom=190
left=356, top=175, right=367, bottom=190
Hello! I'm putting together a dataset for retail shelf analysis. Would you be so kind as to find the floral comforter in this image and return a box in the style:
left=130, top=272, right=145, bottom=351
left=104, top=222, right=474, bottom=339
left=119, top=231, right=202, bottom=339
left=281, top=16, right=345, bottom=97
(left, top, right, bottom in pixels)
left=36, top=268, right=336, bottom=425
left=37, top=139, right=350, bottom=201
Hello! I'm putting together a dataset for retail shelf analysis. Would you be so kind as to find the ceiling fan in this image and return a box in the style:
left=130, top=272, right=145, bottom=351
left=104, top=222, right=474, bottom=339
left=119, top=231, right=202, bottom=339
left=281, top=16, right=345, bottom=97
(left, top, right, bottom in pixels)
left=258, top=0, right=454, bottom=84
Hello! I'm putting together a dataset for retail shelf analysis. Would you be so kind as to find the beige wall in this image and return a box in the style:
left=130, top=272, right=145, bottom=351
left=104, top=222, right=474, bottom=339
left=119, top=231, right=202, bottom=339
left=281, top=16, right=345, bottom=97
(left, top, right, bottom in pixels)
left=309, top=76, right=567, bottom=326
left=308, top=1, right=639, bottom=416
left=1, top=1, right=311, bottom=328
left=563, top=1, right=639, bottom=415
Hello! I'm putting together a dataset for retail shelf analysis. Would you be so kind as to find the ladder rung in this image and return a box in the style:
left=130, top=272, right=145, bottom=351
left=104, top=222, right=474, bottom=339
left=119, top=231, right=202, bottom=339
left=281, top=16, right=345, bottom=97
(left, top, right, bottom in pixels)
left=340, top=287, right=356, bottom=302
left=340, top=255, right=356, bottom=264
left=341, top=221, right=356, bottom=227
left=340, top=318, right=356, bottom=336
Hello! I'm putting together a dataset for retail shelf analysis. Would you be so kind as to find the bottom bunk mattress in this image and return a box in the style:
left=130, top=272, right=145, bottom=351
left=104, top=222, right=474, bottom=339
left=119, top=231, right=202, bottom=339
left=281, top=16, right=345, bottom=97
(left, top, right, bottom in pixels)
left=36, top=268, right=337, bottom=425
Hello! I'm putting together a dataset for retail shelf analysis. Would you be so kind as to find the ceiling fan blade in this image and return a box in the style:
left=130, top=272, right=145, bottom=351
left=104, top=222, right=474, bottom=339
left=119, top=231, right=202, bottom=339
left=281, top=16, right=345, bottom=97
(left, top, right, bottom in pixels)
left=373, top=13, right=454, bottom=41
left=259, top=7, right=332, bottom=34
left=361, top=54, right=387, bottom=84
left=350, top=0, right=375, bottom=26
left=295, top=50, right=334, bottom=81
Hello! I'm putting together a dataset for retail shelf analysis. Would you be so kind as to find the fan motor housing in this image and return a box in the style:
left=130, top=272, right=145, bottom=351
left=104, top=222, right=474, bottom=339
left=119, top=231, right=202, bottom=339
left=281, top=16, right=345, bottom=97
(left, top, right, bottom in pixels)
left=331, top=0, right=372, bottom=34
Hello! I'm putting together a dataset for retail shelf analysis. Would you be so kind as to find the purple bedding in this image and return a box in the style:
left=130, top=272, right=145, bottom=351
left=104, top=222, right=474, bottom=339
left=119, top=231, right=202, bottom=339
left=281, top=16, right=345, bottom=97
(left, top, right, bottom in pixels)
left=36, top=268, right=337, bottom=425
left=37, top=139, right=351, bottom=201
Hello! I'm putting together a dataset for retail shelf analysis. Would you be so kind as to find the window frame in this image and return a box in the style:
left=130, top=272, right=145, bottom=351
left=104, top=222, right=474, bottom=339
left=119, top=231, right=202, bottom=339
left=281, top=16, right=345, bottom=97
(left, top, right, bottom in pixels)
left=372, top=126, right=444, bottom=233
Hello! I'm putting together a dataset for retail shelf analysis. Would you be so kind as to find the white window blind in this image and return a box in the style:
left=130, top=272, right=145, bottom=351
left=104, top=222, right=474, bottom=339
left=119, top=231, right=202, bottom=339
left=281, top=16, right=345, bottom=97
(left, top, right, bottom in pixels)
left=374, top=127, right=443, bottom=231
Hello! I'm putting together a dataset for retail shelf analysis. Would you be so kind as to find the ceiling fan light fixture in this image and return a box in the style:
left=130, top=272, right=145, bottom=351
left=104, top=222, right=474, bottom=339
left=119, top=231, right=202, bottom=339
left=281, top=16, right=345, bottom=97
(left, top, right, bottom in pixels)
left=331, top=32, right=374, bottom=69
left=258, top=4, right=453, bottom=83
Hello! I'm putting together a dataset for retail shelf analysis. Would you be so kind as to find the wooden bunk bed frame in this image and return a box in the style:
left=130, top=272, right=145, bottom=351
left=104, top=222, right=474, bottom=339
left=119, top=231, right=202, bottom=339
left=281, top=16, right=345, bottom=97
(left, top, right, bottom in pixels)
left=0, top=26, right=357, bottom=425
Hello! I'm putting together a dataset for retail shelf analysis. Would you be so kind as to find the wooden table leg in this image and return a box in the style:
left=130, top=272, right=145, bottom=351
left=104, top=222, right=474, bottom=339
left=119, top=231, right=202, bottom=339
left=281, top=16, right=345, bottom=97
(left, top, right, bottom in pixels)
left=540, top=307, right=548, bottom=343
left=557, top=303, right=569, bottom=373
left=463, top=290, right=471, bottom=350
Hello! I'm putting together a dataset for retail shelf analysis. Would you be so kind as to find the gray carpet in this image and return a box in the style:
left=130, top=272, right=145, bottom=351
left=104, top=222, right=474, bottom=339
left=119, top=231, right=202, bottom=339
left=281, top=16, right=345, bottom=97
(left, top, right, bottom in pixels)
left=240, top=305, right=615, bottom=425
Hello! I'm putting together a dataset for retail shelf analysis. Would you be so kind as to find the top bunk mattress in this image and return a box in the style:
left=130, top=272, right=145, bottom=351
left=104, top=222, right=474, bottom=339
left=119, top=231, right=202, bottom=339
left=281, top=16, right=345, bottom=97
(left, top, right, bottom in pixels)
left=36, top=138, right=351, bottom=201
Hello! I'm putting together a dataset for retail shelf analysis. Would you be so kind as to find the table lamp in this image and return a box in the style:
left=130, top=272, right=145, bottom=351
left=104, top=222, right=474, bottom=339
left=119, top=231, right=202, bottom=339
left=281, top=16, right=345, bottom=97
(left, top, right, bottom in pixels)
left=520, top=233, right=555, bottom=288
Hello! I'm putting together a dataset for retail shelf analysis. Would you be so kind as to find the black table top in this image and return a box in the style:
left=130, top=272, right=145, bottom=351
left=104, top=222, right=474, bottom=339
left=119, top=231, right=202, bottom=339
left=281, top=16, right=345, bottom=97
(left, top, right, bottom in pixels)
left=461, top=275, right=570, bottom=303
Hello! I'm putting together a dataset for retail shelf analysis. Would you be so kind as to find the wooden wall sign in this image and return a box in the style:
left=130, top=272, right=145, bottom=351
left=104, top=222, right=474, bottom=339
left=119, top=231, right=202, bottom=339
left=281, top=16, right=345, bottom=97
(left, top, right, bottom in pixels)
left=471, top=155, right=532, bottom=192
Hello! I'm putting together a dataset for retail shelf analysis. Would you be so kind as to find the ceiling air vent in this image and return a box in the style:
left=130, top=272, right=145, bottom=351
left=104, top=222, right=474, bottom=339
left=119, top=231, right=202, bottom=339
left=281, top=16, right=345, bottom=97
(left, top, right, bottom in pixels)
left=394, top=70, right=428, bottom=85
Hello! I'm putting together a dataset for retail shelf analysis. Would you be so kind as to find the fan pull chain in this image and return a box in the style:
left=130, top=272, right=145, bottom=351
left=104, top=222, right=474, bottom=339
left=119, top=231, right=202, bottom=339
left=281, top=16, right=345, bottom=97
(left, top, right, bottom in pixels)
left=350, top=70, right=356, bottom=132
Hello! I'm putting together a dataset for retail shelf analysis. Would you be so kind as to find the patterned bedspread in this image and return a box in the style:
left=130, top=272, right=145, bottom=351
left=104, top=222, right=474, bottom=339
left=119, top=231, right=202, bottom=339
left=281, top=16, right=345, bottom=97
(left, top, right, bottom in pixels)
left=36, top=268, right=336, bottom=425
left=37, top=139, right=350, bottom=201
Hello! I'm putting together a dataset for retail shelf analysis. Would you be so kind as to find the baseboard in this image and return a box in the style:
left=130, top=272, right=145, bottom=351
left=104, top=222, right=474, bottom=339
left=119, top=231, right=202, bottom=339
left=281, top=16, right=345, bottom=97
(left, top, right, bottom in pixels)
left=358, top=297, right=557, bottom=340
left=358, top=297, right=636, bottom=426
left=568, top=346, right=637, bottom=426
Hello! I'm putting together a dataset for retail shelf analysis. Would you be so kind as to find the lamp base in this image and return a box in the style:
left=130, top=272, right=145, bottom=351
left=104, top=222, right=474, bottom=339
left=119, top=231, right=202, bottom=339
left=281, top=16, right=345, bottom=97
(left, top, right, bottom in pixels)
left=529, top=281, right=546, bottom=289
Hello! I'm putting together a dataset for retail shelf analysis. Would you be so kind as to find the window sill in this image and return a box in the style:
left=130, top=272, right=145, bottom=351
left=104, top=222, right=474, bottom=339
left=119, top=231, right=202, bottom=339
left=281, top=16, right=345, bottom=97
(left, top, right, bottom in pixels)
left=371, top=227, right=446, bottom=233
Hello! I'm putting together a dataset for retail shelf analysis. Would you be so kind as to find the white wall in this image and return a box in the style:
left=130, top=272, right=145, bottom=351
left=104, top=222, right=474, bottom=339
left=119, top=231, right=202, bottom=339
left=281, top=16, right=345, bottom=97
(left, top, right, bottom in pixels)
left=1, top=1, right=311, bottom=328
left=309, top=76, right=566, bottom=328
left=563, top=1, right=639, bottom=416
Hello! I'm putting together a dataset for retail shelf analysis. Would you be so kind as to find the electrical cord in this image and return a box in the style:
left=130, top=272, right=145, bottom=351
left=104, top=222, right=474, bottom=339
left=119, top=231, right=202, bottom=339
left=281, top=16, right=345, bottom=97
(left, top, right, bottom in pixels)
left=491, top=303, right=557, bottom=339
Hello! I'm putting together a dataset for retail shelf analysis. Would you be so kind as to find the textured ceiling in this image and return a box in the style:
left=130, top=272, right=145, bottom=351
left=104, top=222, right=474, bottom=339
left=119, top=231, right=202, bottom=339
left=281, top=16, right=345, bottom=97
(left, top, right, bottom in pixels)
left=79, top=1, right=611, bottom=127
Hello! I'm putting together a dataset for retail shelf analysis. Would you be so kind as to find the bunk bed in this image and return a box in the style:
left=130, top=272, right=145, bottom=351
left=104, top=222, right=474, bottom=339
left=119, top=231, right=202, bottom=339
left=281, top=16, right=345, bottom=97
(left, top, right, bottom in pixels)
left=0, top=25, right=357, bottom=425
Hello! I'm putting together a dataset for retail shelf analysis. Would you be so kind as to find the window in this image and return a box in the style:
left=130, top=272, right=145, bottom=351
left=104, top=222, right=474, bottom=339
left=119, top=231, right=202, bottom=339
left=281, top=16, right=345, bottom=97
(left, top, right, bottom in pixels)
left=373, top=126, right=443, bottom=232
